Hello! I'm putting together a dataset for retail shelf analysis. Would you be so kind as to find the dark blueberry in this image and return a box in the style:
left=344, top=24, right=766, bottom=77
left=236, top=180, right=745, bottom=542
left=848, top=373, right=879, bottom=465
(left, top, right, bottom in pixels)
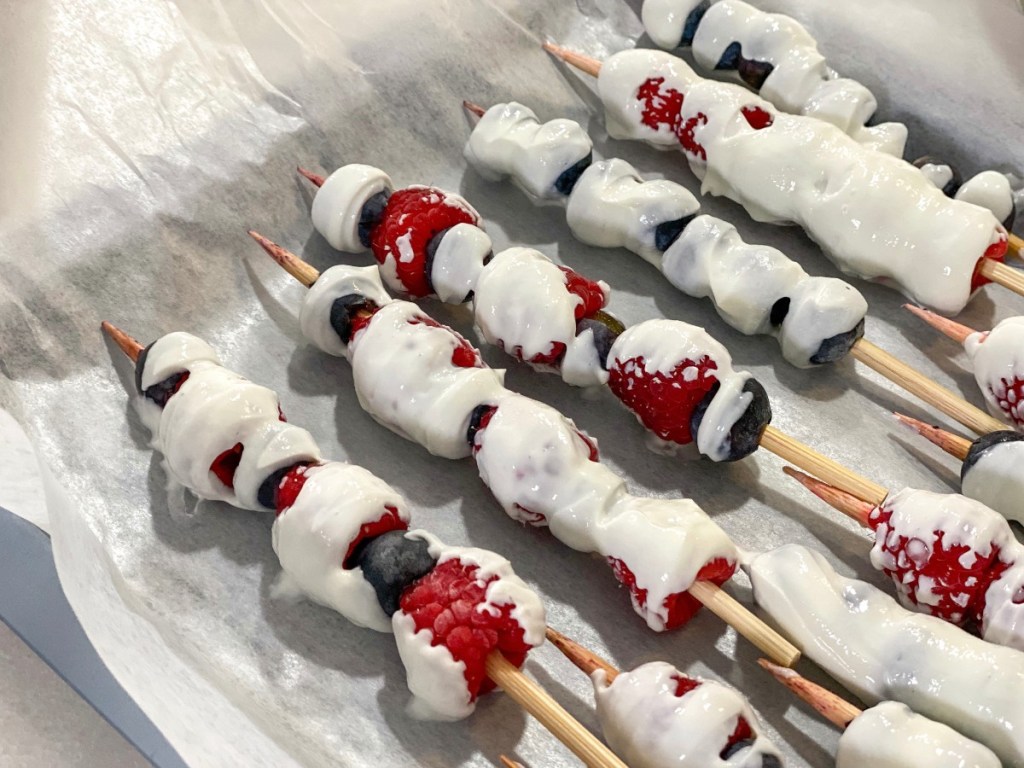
left=575, top=311, right=625, bottom=370
left=654, top=213, right=697, bottom=252
left=720, top=738, right=755, bottom=759
left=963, top=430, right=1024, bottom=482
left=737, top=57, right=774, bottom=90
left=554, top=151, right=593, bottom=196
left=769, top=297, right=790, bottom=327
left=329, top=294, right=378, bottom=345
left=690, top=377, right=772, bottom=462
left=912, top=156, right=961, bottom=198
left=715, top=41, right=742, bottom=70
left=256, top=463, right=311, bottom=511
left=680, top=0, right=710, bottom=46
left=809, top=318, right=865, bottom=365
left=466, top=403, right=499, bottom=447
left=350, top=531, right=438, bottom=616
left=136, top=340, right=190, bottom=408
left=357, top=190, right=391, bottom=248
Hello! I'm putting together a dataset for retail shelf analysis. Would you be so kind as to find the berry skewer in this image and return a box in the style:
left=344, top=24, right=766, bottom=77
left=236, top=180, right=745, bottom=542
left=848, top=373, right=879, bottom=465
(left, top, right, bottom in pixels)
left=247, top=231, right=801, bottom=665
left=295, top=160, right=996, bottom=494
left=758, top=659, right=1001, bottom=767
left=783, top=466, right=1024, bottom=653
left=747, top=543, right=1024, bottom=765
left=893, top=413, right=1024, bottom=526
left=638, top=0, right=1022, bottom=249
left=456, top=100, right=1006, bottom=436
left=100, top=321, right=626, bottom=768
left=545, top=626, right=785, bottom=767
left=540, top=44, right=1024, bottom=312
left=905, top=306, right=1024, bottom=433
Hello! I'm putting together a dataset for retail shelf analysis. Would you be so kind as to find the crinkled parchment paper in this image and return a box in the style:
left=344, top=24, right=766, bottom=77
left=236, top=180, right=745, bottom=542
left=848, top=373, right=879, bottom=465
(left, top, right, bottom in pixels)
left=1, top=0, right=1023, bottom=765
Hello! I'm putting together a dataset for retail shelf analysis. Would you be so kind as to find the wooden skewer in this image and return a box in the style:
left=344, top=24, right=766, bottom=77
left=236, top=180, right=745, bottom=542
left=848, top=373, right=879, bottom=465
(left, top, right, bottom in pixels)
left=848, top=337, right=1006, bottom=436
left=978, top=257, right=1024, bottom=299
left=757, top=659, right=861, bottom=729
left=297, top=166, right=326, bottom=188
left=892, top=412, right=972, bottom=461
left=100, top=319, right=626, bottom=768
left=1009, top=233, right=1024, bottom=262
left=485, top=653, right=626, bottom=768
left=463, top=100, right=487, bottom=119
left=248, top=231, right=801, bottom=667
left=903, top=304, right=975, bottom=345
left=782, top=466, right=876, bottom=527
left=545, top=626, right=619, bottom=683
left=499, top=757, right=525, bottom=768
left=543, top=42, right=602, bottom=77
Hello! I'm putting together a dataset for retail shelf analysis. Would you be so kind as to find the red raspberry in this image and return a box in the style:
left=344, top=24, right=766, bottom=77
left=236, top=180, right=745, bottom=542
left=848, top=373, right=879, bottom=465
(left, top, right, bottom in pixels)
left=211, top=442, right=243, bottom=489
left=636, top=77, right=708, bottom=160
left=275, top=463, right=317, bottom=514
left=408, top=316, right=483, bottom=368
left=399, top=559, right=533, bottom=700
left=369, top=187, right=480, bottom=298
left=559, top=266, right=607, bottom=320
left=607, top=354, right=720, bottom=445
left=740, top=105, right=773, bottom=130
left=608, top=556, right=735, bottom=630
left=869, top=503, right=1012, bottom=626
left=341, top=505, right=407, bottom=568
left=971, top=229, right=1009, bottom=292
left=988, top=376, right=1024, bottom=428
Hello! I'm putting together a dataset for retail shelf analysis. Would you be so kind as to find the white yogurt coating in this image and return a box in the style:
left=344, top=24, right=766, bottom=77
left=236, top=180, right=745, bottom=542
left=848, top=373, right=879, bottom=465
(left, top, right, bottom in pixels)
left=299, top=264, right=394, bottom=359
left=837, top=701, right=1001, bottom=768
left=464, top=101, right=592, bottom=200
left=749, top=544, right=1024, bottom=765
left=868, top=488, right=1015, bottom=620
left=139, top=333, right=321, bottom=510
left=565, top=158, right=701, bottom=263
left=642, top=0, right=907, bottom=155
left=608, top=319, right=753, bottom=461
left=271, top=462, right=410, bottom=632
left=430, top=223, right=492, bottom=304
left=663, top=214, right=867, bottom=366
left=920, top=162, right=956, bottom=192
left=963, top=439, right=1024, bottom=524
left=473, top=247, right=585, bottom=364
left=956, top=171, right=1015, bottom=225
left=561, top=327, right=609, bottom=388
left=597, top=49, right=1006, bottom=314
left=392, top=535, right=545, bottom=721
left=473, top=392, right=737, bottom=631
left=982, top=561, right=1024, bottom=652
left=593, top=662, right=782, bottom=767
left=348, top=301, right=506, bottom=459
left=311, top=164, right=393, bottom=252
left=964, top=316, right=1024, bottom=428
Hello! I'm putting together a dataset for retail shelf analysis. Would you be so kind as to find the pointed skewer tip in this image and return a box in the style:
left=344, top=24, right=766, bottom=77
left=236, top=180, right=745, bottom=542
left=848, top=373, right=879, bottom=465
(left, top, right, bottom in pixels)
left=892, top=412, right=972, bottom=461
left=782, top=466, right=874, bottom=528
left=296, top=166, right=325, bottom=188
left=463, top=100, right=486, bottom=118
left=101, top=320, right=143, bottom=363
left=903, top=303, right=976, bottom=344
left=246, top=230, right=320, bottom=288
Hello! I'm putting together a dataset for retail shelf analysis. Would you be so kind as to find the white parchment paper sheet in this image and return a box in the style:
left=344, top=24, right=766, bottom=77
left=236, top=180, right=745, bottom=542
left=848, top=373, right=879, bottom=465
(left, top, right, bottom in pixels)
left=1, top=0, right=1022, bottom=765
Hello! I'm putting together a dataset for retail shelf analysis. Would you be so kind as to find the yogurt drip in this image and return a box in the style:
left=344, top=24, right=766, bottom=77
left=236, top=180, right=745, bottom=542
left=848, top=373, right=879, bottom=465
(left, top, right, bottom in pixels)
left=597, top=49, right=1006, bottom=314
left=837, top=701, right=1000, bottom=768
left=642, top=0, right=906, bottom=155
left=964, top=316, right=1024, bottom=429
left=749, top=544, right=1024, bottom=764
left=593, top=661, right=782, bottom=767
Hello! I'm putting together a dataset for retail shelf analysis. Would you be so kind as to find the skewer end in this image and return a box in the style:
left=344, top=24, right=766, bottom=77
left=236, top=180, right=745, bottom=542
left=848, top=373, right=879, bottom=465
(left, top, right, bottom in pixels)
left=101, top=321, right=144, bottom=363
left=463, top=100, right=487, bottom=119
left=757, top=658, right=861, bottom=729
left=544, top=626, right=619, bottom=681
left=247, top=230, right=320, bottom=288
left=541, top=42, right=602, bottom=77
left=892, top=412, right=972, bottom=461
left=902, top=304, right=975, bottom=344
left=296, top=166, right=325, bottom=188
left=499, top=757, right=524, bottom=768
left=782, top=466, right=875, bottom=529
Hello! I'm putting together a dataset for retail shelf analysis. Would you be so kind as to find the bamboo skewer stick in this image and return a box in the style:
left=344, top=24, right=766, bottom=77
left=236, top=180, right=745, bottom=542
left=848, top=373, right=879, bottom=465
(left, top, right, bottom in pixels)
left=463, top=100, right=487, bottom=119
left=499, top=757, right=525, bottom=768
left=904, top=304, right=975, bottom=344
left=485, top=654, right=626, bottom=768
left=541, top=42, right=1024, bottom=303
left=761, top=427, right=886, bottom=504
left=102, top=319, right=626, bottom=768
left=848, top=337, right=1006, bottom=435
left=248, top=231, right=801, bottom=667
left=545, top=627, right=619, bottom=683
left=893, top=412, right=972, bottom=461
left=757, top=659, right=861, bottom=729
left=1009, top=233, right=1024, bottom=262
left=782, top=467, right=876, bottom=527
